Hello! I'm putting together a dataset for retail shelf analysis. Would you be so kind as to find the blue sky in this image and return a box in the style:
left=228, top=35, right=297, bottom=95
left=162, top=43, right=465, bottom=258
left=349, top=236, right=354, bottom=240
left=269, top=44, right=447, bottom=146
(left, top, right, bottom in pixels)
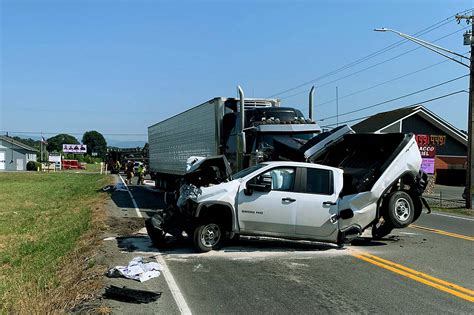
left=1, top=0, right=472, bottom=145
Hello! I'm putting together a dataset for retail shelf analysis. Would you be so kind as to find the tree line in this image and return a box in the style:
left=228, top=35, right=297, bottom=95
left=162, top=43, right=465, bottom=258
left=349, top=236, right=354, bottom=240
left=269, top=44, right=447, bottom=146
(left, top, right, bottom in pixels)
left=13, top=131, right=107, bottom=160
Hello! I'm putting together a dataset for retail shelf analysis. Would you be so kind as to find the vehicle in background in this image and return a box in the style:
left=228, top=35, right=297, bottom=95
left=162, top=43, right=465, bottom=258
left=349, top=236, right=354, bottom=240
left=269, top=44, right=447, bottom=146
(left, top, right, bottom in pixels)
left=62, top=159, right=84, bottom=170
left=148, top=86, right=321, bottom=190
left=146, top=129, right=429, bottom=252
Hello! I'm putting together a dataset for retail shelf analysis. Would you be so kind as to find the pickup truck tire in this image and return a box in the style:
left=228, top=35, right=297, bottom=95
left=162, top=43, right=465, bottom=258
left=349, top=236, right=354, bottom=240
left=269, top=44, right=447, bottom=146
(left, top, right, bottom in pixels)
left=193, top=219, right=224, bottom=252
left=387, top=191, right=414, bottom=228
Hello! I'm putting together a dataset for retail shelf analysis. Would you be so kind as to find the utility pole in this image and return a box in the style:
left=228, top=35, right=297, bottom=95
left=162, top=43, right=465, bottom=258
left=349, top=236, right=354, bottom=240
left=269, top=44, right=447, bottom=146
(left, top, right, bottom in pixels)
left=375, top=18, right=473, bottom=209
left=455, top=14, right=473, bottom=209
left=336, top=87, right=339, bottom=127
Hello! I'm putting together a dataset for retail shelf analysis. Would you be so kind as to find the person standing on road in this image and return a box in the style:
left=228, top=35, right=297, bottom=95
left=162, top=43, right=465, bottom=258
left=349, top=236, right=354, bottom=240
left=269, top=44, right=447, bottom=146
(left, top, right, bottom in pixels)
left=126, top=161, right=134, bottom=185
left=137, top=163, right=145, bottom=185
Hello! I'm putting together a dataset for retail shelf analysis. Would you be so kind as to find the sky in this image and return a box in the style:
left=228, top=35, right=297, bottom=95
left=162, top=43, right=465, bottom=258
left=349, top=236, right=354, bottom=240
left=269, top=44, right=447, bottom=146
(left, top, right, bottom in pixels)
left=0, top=0, right=472, bottom=146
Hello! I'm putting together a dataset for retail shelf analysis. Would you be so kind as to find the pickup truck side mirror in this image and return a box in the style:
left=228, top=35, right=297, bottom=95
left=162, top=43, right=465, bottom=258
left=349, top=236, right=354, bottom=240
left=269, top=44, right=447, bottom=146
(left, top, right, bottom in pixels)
left=245, top=182, right=271, bottom=195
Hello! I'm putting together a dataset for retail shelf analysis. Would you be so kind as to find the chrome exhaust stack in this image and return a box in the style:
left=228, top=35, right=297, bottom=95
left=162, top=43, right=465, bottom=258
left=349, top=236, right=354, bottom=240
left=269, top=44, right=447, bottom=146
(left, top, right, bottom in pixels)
left=309, top=85, right=315, bottom=120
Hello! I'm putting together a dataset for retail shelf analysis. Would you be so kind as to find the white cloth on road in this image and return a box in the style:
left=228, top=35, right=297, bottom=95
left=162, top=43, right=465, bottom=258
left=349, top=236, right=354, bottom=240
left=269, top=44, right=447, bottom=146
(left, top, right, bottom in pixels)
left=108, top=256, right=163, bottom=282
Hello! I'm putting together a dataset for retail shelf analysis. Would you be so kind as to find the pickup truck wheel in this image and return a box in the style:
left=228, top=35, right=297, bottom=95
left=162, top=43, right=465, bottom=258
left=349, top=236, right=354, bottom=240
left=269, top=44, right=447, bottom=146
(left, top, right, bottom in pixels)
left=193, top=220, right=223, bottom=252
left=387, top=191, right=414, bottom=228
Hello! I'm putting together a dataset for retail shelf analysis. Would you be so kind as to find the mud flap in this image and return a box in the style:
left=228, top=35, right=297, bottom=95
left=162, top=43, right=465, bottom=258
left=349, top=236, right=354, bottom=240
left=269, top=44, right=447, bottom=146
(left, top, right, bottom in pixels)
left=337, top=226, right=361, bottom=245
left=104, top=286, right=161, bottom=304
left=145, top=217, right=165, bottom=247
left=421, top=197, right=431, bottom=214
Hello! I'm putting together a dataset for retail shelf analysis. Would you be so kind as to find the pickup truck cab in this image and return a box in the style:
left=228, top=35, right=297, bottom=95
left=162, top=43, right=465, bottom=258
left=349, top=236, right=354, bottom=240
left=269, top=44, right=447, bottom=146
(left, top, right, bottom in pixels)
left=146, top=128, right=428, bottom=252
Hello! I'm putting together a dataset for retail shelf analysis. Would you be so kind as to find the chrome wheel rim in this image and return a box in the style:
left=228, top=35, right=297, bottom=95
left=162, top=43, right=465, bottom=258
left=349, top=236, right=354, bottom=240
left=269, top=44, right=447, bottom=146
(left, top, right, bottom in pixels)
left=394, top=197, right=411, bottom=222
left=200, top=223, right=221, bottom=248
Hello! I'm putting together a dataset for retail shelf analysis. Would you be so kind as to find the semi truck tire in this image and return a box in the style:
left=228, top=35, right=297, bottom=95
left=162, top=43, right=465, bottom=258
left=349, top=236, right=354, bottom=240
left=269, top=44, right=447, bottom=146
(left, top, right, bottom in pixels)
left=387, top=191, right=414, bottom=228
left=193, top=219, right=224, bottom=252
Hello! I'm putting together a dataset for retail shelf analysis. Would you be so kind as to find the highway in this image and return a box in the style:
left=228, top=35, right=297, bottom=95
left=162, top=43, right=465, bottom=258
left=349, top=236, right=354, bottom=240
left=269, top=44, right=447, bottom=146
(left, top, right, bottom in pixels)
left=102, top=177, right=474, bottom=314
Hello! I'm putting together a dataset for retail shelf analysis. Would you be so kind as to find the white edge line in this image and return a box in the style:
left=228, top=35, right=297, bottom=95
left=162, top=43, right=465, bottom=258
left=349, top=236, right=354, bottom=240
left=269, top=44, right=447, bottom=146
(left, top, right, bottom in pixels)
left=155, top=254, right=192, bottom=315
left=117, top=174, right=191, bottom=313
left=430, top=212, right=474, bottom=222
left=118, top=174, right=142, bottom=218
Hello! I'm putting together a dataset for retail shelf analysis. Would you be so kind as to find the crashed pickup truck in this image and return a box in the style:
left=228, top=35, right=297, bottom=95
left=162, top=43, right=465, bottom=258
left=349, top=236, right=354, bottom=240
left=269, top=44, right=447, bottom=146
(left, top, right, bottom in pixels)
left=146, top=126, right=429, bottom=252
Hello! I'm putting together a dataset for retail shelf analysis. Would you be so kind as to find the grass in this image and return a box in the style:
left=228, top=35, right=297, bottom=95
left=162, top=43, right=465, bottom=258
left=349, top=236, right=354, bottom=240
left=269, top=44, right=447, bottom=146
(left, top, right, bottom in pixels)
left=0, top=172, right=112, bottom=313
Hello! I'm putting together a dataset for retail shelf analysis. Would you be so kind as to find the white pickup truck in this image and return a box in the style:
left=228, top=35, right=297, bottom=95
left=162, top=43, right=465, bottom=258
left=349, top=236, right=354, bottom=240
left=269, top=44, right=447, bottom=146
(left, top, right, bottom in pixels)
left=146, top=127, right=428, bottom=252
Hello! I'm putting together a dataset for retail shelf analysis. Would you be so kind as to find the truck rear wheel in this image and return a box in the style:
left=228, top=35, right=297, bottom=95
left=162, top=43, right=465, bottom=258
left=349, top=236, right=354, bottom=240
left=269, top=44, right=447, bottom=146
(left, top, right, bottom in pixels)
left=193, top=219, right=224, bottom=252
left=387, top=191, right=414, bottom=228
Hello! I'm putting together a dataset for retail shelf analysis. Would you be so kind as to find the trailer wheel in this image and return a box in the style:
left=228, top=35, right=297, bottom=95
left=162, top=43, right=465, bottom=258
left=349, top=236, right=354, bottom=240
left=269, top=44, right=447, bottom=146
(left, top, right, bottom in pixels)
left=193, top=219, right=224, bottom=252
left=387, top=191, right=414, bottom=228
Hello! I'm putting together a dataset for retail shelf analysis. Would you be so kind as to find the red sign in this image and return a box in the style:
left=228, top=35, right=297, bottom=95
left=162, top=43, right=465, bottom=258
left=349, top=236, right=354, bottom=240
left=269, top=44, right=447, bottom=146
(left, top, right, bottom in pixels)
left=418, top=145, right=436, bottom=158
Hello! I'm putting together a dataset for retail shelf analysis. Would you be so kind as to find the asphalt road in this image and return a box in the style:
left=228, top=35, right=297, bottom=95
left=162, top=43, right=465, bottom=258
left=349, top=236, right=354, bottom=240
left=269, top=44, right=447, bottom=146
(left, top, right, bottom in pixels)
left=103, top=175, right=474, bottom=314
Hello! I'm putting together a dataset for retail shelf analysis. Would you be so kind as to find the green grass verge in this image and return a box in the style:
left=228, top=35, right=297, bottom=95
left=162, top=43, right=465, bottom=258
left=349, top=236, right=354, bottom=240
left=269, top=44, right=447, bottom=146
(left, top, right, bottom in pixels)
left=0, top=172, right=111, bottom=312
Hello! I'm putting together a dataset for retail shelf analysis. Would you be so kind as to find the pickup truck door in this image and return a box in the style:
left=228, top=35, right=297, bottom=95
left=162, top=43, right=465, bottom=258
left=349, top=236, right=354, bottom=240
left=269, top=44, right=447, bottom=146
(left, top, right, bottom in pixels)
left=294, top=166, right=344, bottom=241
left=237, top=167, right=298, bottom=236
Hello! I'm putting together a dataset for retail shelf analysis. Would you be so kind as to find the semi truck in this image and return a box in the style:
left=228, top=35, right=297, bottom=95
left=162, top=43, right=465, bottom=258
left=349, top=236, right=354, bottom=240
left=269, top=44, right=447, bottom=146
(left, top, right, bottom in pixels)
left=148, top=86, right=321, bottom=189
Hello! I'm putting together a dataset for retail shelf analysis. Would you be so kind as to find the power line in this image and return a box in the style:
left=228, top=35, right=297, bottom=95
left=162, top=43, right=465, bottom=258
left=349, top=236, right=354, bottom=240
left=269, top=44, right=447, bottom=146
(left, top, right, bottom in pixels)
left=319, top=74, right=469, bottom=121
left=314, top=50, right=470, bottom=108
left=268, top=8, right=472, bottom=99
left=320, top=90, right=467, bottom=128
left=280, top=26, right=469, bottom=101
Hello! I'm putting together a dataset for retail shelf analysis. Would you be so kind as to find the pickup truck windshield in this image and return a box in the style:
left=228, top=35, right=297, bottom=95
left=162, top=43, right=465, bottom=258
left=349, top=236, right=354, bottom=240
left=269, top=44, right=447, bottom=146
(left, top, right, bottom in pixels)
left=233, top=164, right=266, bottom=179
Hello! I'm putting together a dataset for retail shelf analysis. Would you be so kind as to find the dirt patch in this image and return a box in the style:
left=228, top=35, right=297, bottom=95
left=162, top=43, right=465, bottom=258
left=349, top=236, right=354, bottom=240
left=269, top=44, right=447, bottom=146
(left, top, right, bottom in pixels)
left=106, top=216, right=146, bottom=237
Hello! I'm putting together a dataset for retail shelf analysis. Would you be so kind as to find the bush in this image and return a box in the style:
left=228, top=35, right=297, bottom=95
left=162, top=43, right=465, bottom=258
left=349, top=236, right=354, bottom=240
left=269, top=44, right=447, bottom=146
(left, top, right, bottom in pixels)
left=26, top=161, right=40, bottom=171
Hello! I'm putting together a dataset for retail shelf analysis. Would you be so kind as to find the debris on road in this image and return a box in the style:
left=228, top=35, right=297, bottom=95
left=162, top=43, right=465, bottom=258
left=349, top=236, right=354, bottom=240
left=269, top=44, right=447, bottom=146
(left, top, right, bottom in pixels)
left=103, top=285, right=162, bottom=304
left=106, top=257, right=163, bottom=282
left=100, top=183, right=128, bottom=192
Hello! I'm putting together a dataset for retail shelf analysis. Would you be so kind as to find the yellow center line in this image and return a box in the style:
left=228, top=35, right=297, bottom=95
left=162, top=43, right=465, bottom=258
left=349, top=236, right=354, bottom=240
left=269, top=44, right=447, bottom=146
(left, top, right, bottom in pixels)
left=349, top=250, right=474, bottom=303
left=409, top=224, right=474, bottom=242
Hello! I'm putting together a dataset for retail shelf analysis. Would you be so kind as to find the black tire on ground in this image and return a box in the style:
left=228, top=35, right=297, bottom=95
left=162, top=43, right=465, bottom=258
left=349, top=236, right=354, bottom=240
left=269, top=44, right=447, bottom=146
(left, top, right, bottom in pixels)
left=192, top=219, right=224, bottom=253
left=387, top=191, right=415, bottom=228
left=372, top=220, right=394, bottom=240
left=145, top=219, right=166, bottom=248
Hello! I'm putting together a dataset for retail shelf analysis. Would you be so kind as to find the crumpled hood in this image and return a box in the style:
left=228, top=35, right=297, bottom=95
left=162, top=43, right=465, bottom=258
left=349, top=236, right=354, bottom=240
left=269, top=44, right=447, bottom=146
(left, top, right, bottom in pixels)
left=196, top=179, right=242, bottom=205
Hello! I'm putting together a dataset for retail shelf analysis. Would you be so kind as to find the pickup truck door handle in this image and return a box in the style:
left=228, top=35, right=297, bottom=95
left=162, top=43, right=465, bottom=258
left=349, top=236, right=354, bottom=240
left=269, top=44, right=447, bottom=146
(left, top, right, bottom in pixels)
left=282, top=197, right=296, bottom=202
left=323, top=201, right=337, bottom=206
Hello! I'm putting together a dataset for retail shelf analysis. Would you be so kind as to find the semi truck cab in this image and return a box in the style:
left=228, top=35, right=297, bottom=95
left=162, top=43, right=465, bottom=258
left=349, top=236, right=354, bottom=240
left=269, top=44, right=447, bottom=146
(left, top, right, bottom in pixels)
left=222, top=106, right=321, bottom=172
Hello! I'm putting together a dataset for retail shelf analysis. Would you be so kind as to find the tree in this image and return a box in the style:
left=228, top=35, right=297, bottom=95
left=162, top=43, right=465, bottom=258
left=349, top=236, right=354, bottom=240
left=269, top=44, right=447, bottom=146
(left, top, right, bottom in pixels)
left=46, top=134, right=79, bottom=152
left=12, top=136, right=40, bottom=150
left=82, top=131, right=107, bottom=159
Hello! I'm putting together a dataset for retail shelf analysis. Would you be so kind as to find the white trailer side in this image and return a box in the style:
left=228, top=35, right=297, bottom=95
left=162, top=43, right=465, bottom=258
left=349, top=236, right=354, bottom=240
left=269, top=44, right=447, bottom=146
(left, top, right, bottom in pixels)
left=148, top=98, right=225, bottom=176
